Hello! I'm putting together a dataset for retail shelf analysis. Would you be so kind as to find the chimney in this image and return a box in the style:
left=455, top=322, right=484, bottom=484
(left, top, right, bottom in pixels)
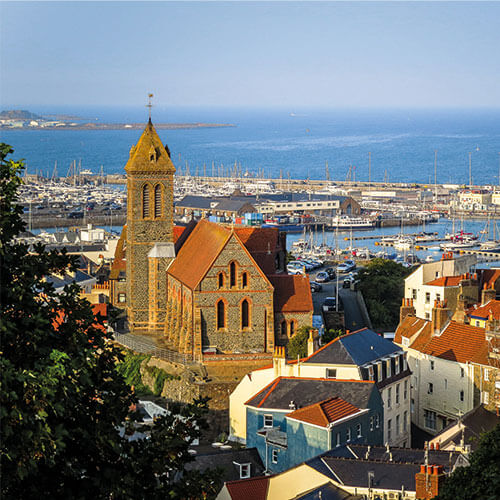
left=415, top=464, right=447, bottom=499
left=452, top=294, right=468, bottom=324
left=400, top=298, right=416, bottom=322
left=431, top=300, right=451, bottom=335
left=481, top=284, right=496, bottom=305
left=307, top=329, right=317, bottom=357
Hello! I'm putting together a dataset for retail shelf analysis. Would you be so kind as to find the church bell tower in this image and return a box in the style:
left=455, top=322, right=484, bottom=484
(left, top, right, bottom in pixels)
left=125, top=118, right=176, bottom=332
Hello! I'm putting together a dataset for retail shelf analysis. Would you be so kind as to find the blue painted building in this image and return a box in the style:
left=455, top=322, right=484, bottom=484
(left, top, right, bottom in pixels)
left=245, top=377, right=384, bottom=473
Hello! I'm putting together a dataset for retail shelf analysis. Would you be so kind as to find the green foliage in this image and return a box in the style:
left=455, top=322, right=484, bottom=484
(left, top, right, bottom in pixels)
left=357, top=258, right=413, bottom=331
left=436, top=424, right=500, bottom=500
left=321, top=328, right=343, bottom=344
left=0, top=145, right=219, bottom=499
left=285, top=250, right=295, bottom=264
left=144, top=364, right=180, bottom=396
left=115, top=350, right=152, bottom=396
left=287, top=325, right=313, bottom=359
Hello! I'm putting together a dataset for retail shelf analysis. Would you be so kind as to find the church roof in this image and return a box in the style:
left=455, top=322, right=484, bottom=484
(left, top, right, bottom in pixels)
left=124, top=120, right=175, bottom=174
left=269, top=274, right=313, bottom=312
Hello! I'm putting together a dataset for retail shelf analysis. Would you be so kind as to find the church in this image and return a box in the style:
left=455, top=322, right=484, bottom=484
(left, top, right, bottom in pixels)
left=110, top=119, right=313, bottom=360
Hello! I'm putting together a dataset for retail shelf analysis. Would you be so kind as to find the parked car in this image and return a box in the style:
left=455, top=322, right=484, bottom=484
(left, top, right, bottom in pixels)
left=324, top=267, right=336, bottom=279
left=322, top=297, right=337, bottom=312
left=287, top=266, right=305, bottom=275
left=336, top=260, right=356, bottom=273
left=310, top=281, right=323, bottom=292
left=68, top=211, right=84, bottom=219
left=315, top=271, right=330, bottom=283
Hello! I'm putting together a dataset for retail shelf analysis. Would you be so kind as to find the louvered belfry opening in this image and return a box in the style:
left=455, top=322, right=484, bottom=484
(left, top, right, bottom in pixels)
left=142, top=184, right=150, bottom=218
left=154, top=184, right=162, bottom=218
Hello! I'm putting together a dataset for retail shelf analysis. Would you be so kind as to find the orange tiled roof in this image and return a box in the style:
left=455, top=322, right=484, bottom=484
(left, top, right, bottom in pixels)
left=269, top=274, right=313, bottom=313
left=478, top=269, right=500, bottom=290
left=53, top=303, right=108, bottom=333
left=425, top=276, right=463, bottom=287
left=469, top=300, right=500, bottom=320
left=226, top=476, right=270, bottom=500
left=394, top=316, right=431, bottom=345
left=234, top=227, right=279, bottom=254
left=168, top=218, right=231, bottom=289
left=173, top=225, right=186, bottom=242
left=286, top=397, right=361, bottom=428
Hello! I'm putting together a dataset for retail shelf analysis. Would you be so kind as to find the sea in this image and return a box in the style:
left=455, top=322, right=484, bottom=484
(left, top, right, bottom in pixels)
left=1, top=106, right=500, bottom=186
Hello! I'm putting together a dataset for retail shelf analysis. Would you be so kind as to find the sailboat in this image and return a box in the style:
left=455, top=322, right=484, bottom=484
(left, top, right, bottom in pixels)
left=479, top=217, right=500, bottom=250
left=393, top=217, right=414, bottom=251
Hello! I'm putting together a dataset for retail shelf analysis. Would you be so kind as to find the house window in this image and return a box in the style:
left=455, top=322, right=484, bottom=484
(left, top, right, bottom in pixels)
left=242, top=272, right=248, bottom=288
left=387, top=388, right=392, bottom=408
left=241, top=299, right=250, bottom=329
left=216, top=300, right=225, bottom=329
left=230, top=262, right=236, bottom=287
left=436, top=293, right=441, bottom=302
left=387, top=419, right=392, bottom=441
left=396, top=415, right=400, bottom=435
left=460, top=367, right=465, bottom=378
left=386, top=359, right=391, bottom=378
left=118, top=293, right=126, bottom=303
left=326, top=369, right=337, bottom=379
left=404, top=380, right=408, bottom=400
left=336, top=432, right=341, bottom=447
left=484, top=369, right=490, bottom=381
left=482, top=391, right=489, bottom=404
left=346, top=428, right=351, bottom=442
left=218, top=272, right=224, bottom=289
left=281, top=320, right=287, bottom=337
left=396, top=384, right=400, bottom=405
left=154, top=184, right=162, bottom=218
left=238, top=463, right=250, bottom=479
left=430, top=360, right=434, bottom=370
left=403, top=411, right=408, bottom=432
left=142, top=184, right=150, bottom=218
left=376, top=414, right=380, bottom=428
left=289, top=320, right=295, bottom=337
left=428, top=383, right=433, bottom=394
left=424, top=410, right=437, bottom=430
left=264, top=414, right=273, bottom=428
left=412, top=289, right=417, bottom=300
left=425, top=292, right=430, bottom=303
left=272, top=449, right=278, bottom=464
left=475, top=320, right=481, bottom=327
left=459, top=390, right=464, bottom=402
left=395, top=357, right=400, bottom=374
left=370, top=416, right=374, bottom=431
left=356, top=424, right=362, bottom=438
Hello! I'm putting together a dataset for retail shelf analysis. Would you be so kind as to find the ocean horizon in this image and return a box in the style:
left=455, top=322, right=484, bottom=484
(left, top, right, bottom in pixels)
left=2, top=106, right=500, bottom=186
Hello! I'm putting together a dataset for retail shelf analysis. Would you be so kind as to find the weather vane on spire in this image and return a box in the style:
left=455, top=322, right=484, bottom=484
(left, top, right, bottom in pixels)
left=146, top=93, right=154, bottom=121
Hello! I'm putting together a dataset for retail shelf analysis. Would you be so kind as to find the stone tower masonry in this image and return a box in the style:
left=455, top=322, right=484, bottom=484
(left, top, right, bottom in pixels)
left=125, top=119, right=176, bottom=332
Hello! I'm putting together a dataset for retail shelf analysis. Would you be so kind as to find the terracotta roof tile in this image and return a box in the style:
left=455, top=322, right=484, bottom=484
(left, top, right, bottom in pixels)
left=394, top=316, right=431, bottom=345
left=269, top=274, right=313, bottom=313
left=478, top=269, right=500, bottom=290
left=173, top=225, right=186, bottom=242
left=425, top=276, right=463, bottom=287
left=469, top=300, right=500, bottom=320
left=234, top=227, right=279, bottom=254
left=225, top=475, right=270, bottom=500
left=286, top=397, right=361, bottom=428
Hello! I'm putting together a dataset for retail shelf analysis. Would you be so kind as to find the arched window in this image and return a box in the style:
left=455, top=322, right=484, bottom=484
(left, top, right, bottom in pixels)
left=154, top=184, right=162, bottom=218
left=281, top=320, right=287, bottom=337
left=242, top=272, right=248, bottom=288
left=290, top=320, right=295, bottom=337
left=241, top=299, right=250, bottom=329
left=218, top=272, right=224, bottom=289
left=230, top=262, right=236, bottom=287
left=142, top=184, right=150, bottom=219
left=217, top=300, right=225, bottom=329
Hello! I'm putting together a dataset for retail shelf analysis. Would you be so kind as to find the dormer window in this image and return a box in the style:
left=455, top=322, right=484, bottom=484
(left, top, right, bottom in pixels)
left=238, top=463, right=250, bottom=479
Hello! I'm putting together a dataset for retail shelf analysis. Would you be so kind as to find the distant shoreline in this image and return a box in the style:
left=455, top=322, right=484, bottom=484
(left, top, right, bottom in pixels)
left=1, top=122, right=236, bottom=131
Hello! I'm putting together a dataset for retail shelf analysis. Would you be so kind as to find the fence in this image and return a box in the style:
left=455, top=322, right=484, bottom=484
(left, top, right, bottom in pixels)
left=113, top=332, right=196, bottom=365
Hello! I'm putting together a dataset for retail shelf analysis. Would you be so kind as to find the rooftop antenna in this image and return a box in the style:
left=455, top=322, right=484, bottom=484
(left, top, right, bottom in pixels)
left=146, top=93, right=154, bottom=121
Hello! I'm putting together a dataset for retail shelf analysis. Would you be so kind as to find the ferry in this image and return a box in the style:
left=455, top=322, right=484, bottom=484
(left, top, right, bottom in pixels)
left=328, top=216, right=375, bottom=230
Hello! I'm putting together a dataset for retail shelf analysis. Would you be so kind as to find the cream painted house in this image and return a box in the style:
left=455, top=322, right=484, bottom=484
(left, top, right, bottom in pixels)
left=229, top=328, right=411, bottom=448
left=403, top=254, right=477, bottom=320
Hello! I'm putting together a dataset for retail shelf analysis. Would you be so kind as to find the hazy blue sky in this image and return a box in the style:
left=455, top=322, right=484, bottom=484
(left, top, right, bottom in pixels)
left=1, top=1, right=499, bottom=108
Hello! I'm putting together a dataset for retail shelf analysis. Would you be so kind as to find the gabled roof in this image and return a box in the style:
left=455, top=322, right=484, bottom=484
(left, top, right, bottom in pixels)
left=397, top=319, right=489, bottom=365
left=225, top=475, right=270, bottom=500
left=303, top=328, right=401, bottom=366
left=124, top=120, right=175, bottom=174
left=234, top=227, right=279, bottom=254
left=286, top=397, right=361, bottom=428
left=269, top=274, right=313, bottom=313
left=168, top=218, right=230, bottom=289
left=394, top=316, right=431, bottom=345
left=469, top=299, right=500, bottom=320
left=175, top=195, right=213, bottom=209
left=478, top=268, right=500, bottom=290
left=245, top=377, right=375, bottom=411
left=295, top=482, right=362, bottom=500
left=425, top=276, right=463, bottom=287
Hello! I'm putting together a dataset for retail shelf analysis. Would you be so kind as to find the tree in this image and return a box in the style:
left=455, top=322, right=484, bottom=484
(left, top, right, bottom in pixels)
left=435, top=424, right=500, bottom=500
left=356, top=258, right=413, bottom=331
left=321, top=328, right=343, bottom=345
left=287, top=325, right=313, bottom=359
left=0, top=145, right=219, bottom=499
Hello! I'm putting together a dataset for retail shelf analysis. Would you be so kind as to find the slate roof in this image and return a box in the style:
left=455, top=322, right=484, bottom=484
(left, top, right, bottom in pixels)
left=469, top=299, right=500, bottom=320
left=245, top=377, right=375, bottom=411
left=224, top=475, right=270, bottom=500
left=286, top=397, right=362, bottom=428
left=45, top=269, right=95, bottom=289
left=269, top=274, right=313, bottom=313
left=295, top=482, right=363, bottom=500
left=303, top=328, right=401, bottom=366
left=175, top=195, right=214, bottom=209
left=185, top=447, right=264, bottom=483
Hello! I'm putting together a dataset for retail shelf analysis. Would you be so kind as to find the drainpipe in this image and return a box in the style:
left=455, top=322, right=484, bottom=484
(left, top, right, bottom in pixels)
left=265, top=440, right=269, bottom=473
left=328, top=423, right=332, bottom=450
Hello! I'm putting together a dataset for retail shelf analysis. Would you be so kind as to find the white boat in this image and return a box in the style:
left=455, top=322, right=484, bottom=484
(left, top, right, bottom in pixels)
left=440, top=239, right=477, bottom=251
left=329, top=216, right=375, bottom=230
left=393, top=236, right=414, bottom=251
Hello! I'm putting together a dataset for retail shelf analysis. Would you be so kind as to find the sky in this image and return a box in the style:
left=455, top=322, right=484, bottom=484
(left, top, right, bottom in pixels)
left=1, top=1, right=500, bottom=109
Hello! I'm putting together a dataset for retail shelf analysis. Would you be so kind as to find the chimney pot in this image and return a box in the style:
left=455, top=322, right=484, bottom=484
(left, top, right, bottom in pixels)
left=420, top=465, right=426, bottom=474
left=436, top=442, right=440, bottom=450
left=430, top=443, right=434, bottom=450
